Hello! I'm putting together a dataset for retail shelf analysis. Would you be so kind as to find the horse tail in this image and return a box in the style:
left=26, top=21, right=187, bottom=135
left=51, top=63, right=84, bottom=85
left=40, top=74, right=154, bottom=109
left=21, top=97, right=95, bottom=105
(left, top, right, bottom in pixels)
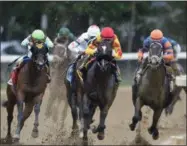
left=1, top=100, right=8, bottom=108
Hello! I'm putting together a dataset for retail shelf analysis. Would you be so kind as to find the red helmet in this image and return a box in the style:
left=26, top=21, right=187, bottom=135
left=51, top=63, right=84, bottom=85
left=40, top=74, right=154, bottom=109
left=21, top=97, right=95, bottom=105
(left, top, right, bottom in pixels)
left=101, top=27, right=114, bottom=39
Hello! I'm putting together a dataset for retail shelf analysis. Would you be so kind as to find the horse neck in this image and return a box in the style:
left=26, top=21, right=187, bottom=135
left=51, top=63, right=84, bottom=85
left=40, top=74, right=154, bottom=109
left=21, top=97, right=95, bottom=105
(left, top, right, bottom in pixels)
left=145, top=65, right=166, bottom=86
left=96, top=62, right=113, bottom=82
left=22, top=61, right=41, bottom=83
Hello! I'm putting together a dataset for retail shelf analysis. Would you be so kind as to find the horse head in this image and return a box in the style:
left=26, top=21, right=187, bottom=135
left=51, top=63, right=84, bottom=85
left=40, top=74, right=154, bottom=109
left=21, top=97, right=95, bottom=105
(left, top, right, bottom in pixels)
left=148, top=42, right=164, bottom=69
left=30, top=43, right=48, bottom=71
left=96, top=40, right=113, bottom=71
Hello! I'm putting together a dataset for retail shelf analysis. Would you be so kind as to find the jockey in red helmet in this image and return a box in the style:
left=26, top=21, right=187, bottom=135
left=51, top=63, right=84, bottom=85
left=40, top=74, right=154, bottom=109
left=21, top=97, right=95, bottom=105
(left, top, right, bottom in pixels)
left=78, top=27, right=123, bottom=83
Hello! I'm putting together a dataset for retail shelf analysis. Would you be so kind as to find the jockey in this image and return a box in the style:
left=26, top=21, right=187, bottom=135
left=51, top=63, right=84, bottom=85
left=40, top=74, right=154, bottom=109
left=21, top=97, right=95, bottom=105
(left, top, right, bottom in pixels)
left=68, top=25, right=101, bottom=59
left=78, top=27, right=123, bottom=84
left=167, top=37, right=181, bottom=61
left=8, top=29, right=54, bottom=85
left=135, top=29, right=175, bottom=91
left=54, top=27, right=75, bottom=46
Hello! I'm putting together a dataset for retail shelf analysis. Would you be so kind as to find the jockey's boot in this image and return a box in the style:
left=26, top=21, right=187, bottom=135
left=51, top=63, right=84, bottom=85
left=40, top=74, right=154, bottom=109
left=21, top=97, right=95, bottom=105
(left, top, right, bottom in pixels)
left=165, top=65, right=175, bottom=92
left=114, top=66, right=122, bottom=83
left=171, top=61, right=180, bottom=75
left=112, top=64, right=121, bottom=98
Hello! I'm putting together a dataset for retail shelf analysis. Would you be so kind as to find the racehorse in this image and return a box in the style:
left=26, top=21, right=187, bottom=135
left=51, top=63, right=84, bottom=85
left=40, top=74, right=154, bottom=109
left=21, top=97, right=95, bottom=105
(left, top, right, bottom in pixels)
left=81, top=40, right=118, bottom=144
left=129, top=42, right=172, bottom=140
left=64, top=53, right=85, bottom=138
left=2, top=43, right=49, bottom=142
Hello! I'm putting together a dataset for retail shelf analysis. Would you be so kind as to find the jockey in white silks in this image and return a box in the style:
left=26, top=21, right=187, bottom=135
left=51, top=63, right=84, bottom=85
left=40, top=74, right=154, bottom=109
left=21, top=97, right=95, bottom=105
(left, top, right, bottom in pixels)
left=68, top=25, right=101, bottom=59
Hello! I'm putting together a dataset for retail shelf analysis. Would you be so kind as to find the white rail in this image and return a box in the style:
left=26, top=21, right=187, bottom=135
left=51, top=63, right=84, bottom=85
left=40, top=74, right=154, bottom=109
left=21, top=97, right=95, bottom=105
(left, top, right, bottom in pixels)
left=1, top=52, right=186, bottom=63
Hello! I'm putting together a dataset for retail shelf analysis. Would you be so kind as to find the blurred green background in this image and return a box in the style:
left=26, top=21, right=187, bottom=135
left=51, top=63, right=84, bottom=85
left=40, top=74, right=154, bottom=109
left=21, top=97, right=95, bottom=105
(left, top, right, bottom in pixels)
left=1, top=1, right=186, bottom=85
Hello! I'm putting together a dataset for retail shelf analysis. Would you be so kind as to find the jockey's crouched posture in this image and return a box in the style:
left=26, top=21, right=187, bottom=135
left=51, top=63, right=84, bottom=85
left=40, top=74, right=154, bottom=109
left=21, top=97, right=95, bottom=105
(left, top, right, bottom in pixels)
left=8, top=29, right=54, bottom=85
left=68, top=25, right=101, bottom=59
left=77, top=27, right=123, bottom=84
left=65, top=25, right=100, bottom=83
left=135, top=29, right=175, bottom=91
left=54, top=27, right=75, bottom=46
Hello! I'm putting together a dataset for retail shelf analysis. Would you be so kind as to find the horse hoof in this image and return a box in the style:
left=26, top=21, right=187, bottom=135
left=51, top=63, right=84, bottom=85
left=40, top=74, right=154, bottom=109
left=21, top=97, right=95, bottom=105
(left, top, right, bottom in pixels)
left=13, top=134, right=20, bottom=141
left=97, top=133, right=105, bottom=140
left=12, top=135, right=20, bottom=144
left=31, top=130, right=39, bottom=138
left=129, top=124, right=135, bottom=131
left=152, top=131, right=159, bottom=140
left=92, top=125, right=98, bottom=134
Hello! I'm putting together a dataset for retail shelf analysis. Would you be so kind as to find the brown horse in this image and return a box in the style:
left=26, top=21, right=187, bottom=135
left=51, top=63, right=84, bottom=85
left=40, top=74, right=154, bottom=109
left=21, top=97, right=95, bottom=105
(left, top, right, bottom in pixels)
left=2, top=44, right=49, bottom=142
left=64, top=53, right=86, bottom=138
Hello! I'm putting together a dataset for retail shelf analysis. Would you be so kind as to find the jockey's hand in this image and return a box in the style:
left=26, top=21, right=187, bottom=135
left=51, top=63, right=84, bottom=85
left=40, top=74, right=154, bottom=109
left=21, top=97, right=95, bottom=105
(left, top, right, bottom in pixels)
left=28, top=42, right=33, bottom=46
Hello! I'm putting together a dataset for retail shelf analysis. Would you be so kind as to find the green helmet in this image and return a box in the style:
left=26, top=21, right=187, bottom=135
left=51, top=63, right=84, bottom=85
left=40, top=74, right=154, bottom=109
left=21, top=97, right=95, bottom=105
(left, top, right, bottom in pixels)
left=58, top=27, right=70, bottom=37
left=31, top=29, right=45, bottom=41
left=69, top=33, right=76, bottom=40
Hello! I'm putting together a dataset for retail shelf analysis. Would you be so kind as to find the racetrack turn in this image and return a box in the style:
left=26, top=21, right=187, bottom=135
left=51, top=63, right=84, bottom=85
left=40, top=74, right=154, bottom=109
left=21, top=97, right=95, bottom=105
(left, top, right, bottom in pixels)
left=1, top=86, right=186, bottom=145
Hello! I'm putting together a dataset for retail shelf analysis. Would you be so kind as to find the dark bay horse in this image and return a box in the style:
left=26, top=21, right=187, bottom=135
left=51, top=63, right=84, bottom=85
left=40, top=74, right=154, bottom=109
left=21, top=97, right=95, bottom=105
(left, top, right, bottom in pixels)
left=2, top=44, right=49, bottom=142
left=81, top=40, right=118, bottom=144
left=129, top=42, right=171, bottom=140
left=64, top=53, right=85, bottom=138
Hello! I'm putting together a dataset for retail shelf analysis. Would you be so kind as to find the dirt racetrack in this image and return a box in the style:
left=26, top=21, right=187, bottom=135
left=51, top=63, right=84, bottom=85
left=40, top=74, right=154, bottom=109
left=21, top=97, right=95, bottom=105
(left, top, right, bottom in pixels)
left=1, top=86, right=186, bottom=145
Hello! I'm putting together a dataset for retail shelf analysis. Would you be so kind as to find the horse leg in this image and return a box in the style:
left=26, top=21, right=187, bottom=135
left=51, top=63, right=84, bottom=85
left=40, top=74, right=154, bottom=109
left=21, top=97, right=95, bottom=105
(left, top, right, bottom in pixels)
left=13, top=91, right=25, bottom=141
left=148, top=108, right=163, bottom=140
left=132, top=83, right=138, bottom=106
left=31, top=95, right=43, bottom=138
left=89, top=104, right=97, bottom=124
left=129, top=97, right=143, bottom=131
left=14, top=101, right=34, bottom=141
left=93, top=105, right=108, bottom=140
left=6, top=101, right=16, bottom=141
left=78, top=100, right=84, bottom=138
left=70, top=93, right=79, bottom=136
left=82, top=94, right=90, bottom=144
